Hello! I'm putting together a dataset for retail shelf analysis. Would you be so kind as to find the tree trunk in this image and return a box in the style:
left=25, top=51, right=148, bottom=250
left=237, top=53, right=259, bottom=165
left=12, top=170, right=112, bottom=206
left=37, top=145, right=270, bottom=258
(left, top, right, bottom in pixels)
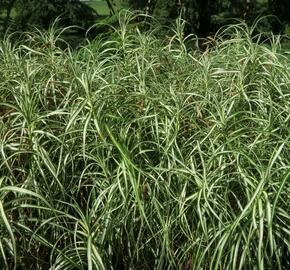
left=106, top=0, right=115, bottom=15
left=244, top=0, right=252, bottom=21
left=145, top=0, right=157, bottom=16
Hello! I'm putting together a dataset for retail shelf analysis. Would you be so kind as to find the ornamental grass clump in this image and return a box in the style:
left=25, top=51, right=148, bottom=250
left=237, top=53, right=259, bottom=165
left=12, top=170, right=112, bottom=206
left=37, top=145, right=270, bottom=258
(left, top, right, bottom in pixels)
left=0, top=11, right=289, bottom=270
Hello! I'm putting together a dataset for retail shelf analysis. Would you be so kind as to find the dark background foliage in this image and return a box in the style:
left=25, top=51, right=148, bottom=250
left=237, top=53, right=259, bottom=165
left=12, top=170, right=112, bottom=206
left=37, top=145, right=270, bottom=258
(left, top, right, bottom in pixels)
left=0, top=0, right=290, bottom=39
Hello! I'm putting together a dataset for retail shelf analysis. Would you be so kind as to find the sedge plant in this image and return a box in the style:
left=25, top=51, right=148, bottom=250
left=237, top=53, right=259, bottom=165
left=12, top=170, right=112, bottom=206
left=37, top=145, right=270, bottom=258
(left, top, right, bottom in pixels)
left=0, top=11, right=289, bottom=270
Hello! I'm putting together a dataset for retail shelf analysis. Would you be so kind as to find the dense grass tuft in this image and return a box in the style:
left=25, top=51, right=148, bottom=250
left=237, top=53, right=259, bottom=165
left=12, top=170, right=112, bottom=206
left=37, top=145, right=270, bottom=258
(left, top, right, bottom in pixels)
left=0, top=12, right=290, bottom=270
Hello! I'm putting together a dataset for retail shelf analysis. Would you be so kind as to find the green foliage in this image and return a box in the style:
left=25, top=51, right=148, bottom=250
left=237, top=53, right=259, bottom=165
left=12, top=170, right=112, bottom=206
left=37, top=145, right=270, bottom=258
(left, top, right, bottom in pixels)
left=14, top=0, right=98, bottom=31
left=268, top=0, right=290, bottom=33
left=0, top=11, right=290, bottom=269
left=1, top=0, right=290, bottom=38
left=125, top=0, right=148, bottom=9
left=110, top=0, right=289, bottom=36
left=86, top=0, right=111, bottom=15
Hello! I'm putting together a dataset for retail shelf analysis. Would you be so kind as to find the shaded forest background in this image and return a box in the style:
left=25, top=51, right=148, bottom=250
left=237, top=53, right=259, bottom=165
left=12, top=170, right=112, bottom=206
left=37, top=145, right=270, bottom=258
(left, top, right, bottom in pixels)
left=0, top=0, right=290, bottom=43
